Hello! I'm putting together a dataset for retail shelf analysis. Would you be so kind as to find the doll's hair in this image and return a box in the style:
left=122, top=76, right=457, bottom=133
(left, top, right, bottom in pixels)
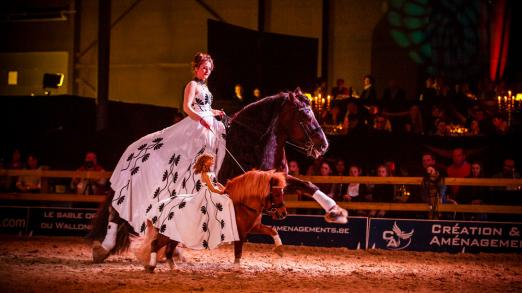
left=193, top=153, right=214, bottom=174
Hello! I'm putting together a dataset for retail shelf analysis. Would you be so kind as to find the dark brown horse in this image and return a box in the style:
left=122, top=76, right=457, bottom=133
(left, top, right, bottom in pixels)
left=141, top=170, right=287, bottom=272
left=89, top=88, right=345, bottom=263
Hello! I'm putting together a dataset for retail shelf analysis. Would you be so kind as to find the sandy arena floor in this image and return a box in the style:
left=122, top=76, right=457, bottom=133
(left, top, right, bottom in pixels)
left=0, top=235, right=521, bottom=292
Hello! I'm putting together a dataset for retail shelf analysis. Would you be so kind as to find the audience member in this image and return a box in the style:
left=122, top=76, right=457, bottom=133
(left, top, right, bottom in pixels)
left=420, top=165, right=447, bottom=219
left=446, top=148, right=471, bottom=201
left=288, top=160, right=301, bottom=176
left=491, top=158, right=521, bottom=192
left=15, top=153, right=42, bottom=193
left=330, top=158, right=348, bottom=201
left=331, top=78, right=349, bottom=98
left=344, top=164, right=370, bottom=216
left=70, top=152, right=107, bottom=195
left=368, top=164, right=395, bottom=217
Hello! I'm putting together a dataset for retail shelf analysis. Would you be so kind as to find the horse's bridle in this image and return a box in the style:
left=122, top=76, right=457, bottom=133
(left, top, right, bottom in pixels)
left=264, top=184, right=285, bottom=216
left=285, top=102, right=325, bottom=158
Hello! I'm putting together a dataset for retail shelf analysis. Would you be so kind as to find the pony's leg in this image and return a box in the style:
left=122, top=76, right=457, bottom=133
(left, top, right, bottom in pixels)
left=250, top=223, right=284, bottom=257
left=165, top=240, right=179, bottom=270
left=92, top=206, right=118, bottom=263
left=145, top=233, right=170, bottom=273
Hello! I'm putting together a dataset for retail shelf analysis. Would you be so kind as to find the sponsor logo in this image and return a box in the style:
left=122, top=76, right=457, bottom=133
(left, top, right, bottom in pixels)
left=382, top=221, right=414, bottom=250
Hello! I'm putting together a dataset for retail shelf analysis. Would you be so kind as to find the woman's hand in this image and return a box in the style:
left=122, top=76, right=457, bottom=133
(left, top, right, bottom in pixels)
left=212, top=109, right=225, bottom=118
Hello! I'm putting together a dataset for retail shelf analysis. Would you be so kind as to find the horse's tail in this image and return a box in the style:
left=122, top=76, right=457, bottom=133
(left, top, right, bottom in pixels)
left=86, top=190, right=135, bottom=255
left=131, top=220, right=165, bottom=266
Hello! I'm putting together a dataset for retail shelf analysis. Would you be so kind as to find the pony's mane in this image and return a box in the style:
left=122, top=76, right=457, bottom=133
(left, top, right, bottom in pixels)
left=225, top=170, right=286, bottom=203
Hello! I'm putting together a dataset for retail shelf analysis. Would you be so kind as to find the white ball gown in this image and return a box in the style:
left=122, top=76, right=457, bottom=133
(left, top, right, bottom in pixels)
left=110, top=82, right=227, bottom=235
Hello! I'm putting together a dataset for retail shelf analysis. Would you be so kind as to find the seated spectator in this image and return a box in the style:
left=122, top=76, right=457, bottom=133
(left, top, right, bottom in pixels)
left=16, top=153, right=42, bottom=193
left=343, top=164, right=371, bottom=216
left=420, top=165, right=447, bottom=219
left=306, top=157, right=323, bottom=176
left=459, top=161, right=488, bottom=220
left=331, top=78, right=349, bottom=99
left=330, top=158, right=348, bottom=201
left=1, top=148, right=24, bottom=191
left=446, top=148, right=471, bottom=201
left=288, top=160, right=301, bottom=176
left=491, top=115, right=509, bottom=135
left=368, top=164, right=395, bottom=218
left=316, top=161, right=333, bottom=197
left=71, top=152, right=107, bottom=195
left=492, top=158, right=521, bottom=192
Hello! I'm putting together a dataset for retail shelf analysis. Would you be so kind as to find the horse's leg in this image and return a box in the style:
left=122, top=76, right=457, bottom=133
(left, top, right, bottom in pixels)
left=165, top=240, right=179, bottom=270
left=250, top=222, right=284, bottom=257
left=145, top=232, right=170, bottom=273
left=233, top=240, right=244, bottom=265
left=286, top=175, right=348, bottom=224
left=92, top=203, right=118, bottom=263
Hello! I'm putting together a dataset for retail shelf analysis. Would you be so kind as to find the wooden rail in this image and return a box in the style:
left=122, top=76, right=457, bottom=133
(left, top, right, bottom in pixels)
left=2, top=169, right=522, bottom=215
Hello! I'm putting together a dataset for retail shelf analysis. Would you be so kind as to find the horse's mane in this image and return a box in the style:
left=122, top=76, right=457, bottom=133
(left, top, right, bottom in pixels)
left=231, top=93, right=288, bottom=127
left=224, top=170, right=286, bottom=203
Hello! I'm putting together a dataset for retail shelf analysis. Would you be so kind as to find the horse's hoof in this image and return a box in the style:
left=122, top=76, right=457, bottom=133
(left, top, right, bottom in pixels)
left=325, top=205, right=348, bottom=224
left=145, top=265, right=155, bottom=273
left=167, top=259, right=177, bottom=270
left=92, top=241, right=110, bottom=263
left=273, top=245, right=284, bottom=257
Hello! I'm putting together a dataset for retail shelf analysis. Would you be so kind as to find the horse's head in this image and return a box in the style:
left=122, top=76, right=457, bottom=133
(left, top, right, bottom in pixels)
left=280, top=88, right=329, bottom=158
left=265, top=176, right=287, bottom=220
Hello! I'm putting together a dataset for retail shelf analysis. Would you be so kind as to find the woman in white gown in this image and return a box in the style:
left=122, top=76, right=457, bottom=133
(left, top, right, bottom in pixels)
left=98, top=53, right=227, bottom=257
left=147, top=153, right=239, bottom=249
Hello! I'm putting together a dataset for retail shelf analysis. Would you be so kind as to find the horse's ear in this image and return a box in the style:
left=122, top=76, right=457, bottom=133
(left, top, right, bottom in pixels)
left=294, top=87, right=302, bottom=95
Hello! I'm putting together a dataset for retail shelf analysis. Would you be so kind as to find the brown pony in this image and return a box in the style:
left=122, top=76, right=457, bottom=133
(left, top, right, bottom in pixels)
left=142, top=170, right=286, bottom=272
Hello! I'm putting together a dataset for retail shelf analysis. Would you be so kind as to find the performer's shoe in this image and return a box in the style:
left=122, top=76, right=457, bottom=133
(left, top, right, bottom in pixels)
left=324, top=205, right=348, bottom=224
left=92, top=241, right=110, bottom=263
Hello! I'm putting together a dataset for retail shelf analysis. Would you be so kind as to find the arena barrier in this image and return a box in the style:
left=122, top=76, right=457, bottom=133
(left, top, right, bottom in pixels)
left=1, top=206, right=521, bottom=253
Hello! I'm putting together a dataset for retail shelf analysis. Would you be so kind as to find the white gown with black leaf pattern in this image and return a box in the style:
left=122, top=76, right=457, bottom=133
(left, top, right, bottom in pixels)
left=109, top=83, right=227, bottom=235
left=146, top=172, right=239, bottom=249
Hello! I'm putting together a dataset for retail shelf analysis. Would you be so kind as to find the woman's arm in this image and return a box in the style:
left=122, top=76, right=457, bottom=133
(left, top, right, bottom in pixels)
left=202, top=172, right=224, bottom=194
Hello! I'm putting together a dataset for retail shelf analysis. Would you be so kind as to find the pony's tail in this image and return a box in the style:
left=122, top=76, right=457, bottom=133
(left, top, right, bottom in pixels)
left=131, top=220, right=165, bottom=266
left=86, top=189, right=135, bottom=255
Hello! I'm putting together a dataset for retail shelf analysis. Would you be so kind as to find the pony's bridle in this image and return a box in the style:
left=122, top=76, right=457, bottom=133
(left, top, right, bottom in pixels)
left=264, top=178, right=286, bottom=216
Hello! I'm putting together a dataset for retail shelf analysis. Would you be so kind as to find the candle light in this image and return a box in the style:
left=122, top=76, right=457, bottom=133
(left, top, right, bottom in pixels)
left=327, top=95, right=331, bottom=110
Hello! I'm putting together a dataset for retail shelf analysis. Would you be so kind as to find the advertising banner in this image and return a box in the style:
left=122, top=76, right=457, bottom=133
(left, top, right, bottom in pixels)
left=249, top=215, right=368, bottom=249
left=0, top=207, right=29, bottom=235
left=369, top=218, right=522, bottom=253
left=28, top=207, right=97, bottom=237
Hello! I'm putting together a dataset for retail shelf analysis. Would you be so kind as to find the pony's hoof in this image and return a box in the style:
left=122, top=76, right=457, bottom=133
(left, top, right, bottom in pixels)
left=325, top=205, right=348, bottom=224
left=273, top=245, right=284, bottom=257
left=92, top=241, right=110, bottom=263
left=145, top=265, right=155, bottom=273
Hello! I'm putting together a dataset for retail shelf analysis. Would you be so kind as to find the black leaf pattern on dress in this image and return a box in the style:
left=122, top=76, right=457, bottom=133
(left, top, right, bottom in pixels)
left=131, top=166, right=139, bottom=175
left=203, top=240, right=209, bottom=249
left=205, top=94, right=209, bottom=105
left=138, top=143, right=147, bottom=150
left=168, top=212, right=174, bottom=220
left=220, top=219, right=225, bottom=228
left=169, top=153, right=176, bottom=164
left=182, top=178, right=186, bottom=189
left=152, top=137, right=163, bottom=143
left=179, top=201, right=186, bottom=209
left=162, top=170, right=168, bottom=182
left=154, top=143, right=163, bottom=150
left=200, top=206, right=207, bottom=214
left=140, top=222, right=146, bottom=233
left=216, top=203, right=223, bottom=211
left=158, top=203, right=165, bottom=212
left=195, top=180, right=201, bottom=192
left=142, top=153, right=150, bottom=162
left=117, top=196, right=125, bottom=205
left=221, top=234, right=225, bottom=241
left=212, top=177, right=217, bottom=184
left=146, top=204, right=152, bottom=213
left=197, top=146, right=205, bottom=156
left=174, top=155, right=180, bottom=166
left=195, top=97, right=204, bottom=105
left=202, top=222, right=208, bottom=232
left=152, top=216, right=158, bottom=224
left=160, top=224, right=167, bottom=233
left=173, top=172, right=178, bottom=183
left=127, top=153, right=134, bottom=161
left=153, top=187, right=160, bottom=199
left=170, top=189, right=176, bottom=197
